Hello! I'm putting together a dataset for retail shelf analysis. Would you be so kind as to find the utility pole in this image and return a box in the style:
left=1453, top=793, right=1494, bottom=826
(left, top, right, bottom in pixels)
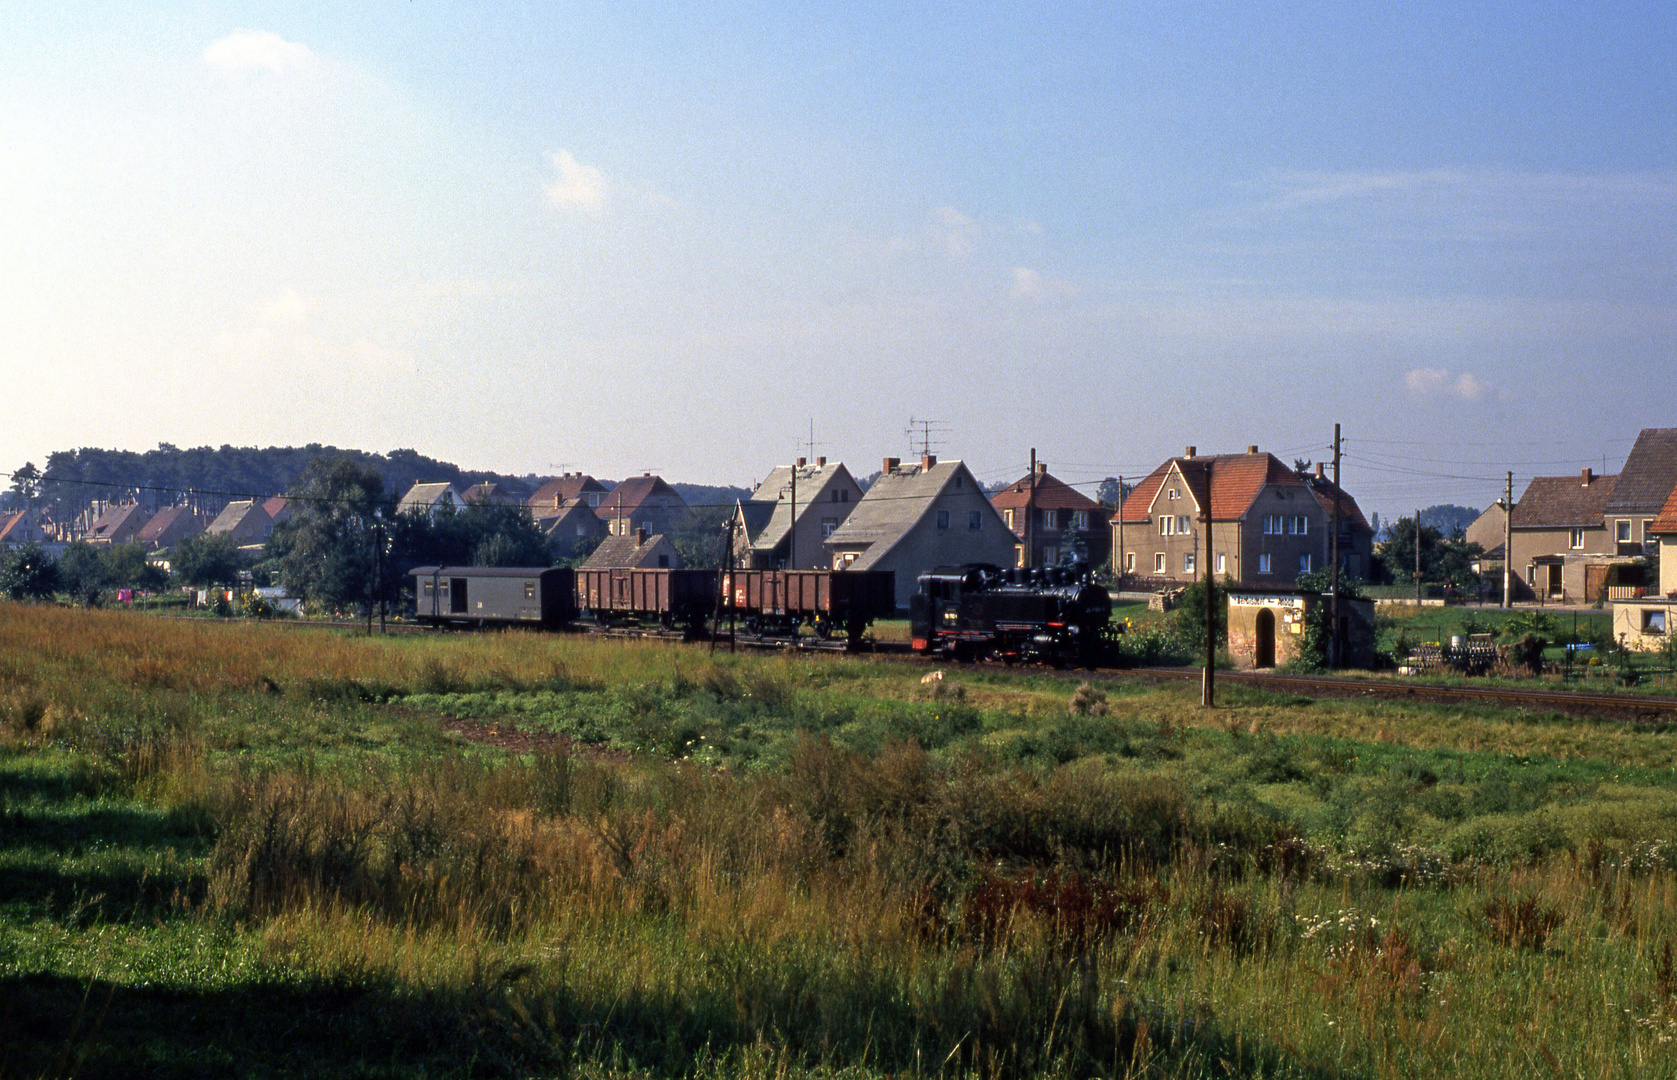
left=711, top=513, right=736, bottom=655
left=1116, top=475, right=1125, bottom=584
left=1025, top=448, right=1036, bottom=568
left=1329, top=423, right=1341, bottom=668
left=1202, top=460, right=1216, bottom=708
left=376, top=522, right=386, bottom=635
left=1415, top=508, right=1423, bottom=604
left=1502, top=471, right=1513, bottom=609
left=788, top=462, right=797, bottom=570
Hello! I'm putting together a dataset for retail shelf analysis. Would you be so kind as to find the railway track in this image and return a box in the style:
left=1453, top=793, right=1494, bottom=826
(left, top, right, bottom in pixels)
left=153, top=612, right=1677, bottom=722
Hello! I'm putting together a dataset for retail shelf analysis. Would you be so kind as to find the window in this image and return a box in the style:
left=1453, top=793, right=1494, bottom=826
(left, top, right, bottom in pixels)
left=822, top=517, right=839, bottom=538
left=936, top=510, right=950, bottom=529
left=1299, top=553, right=1313, bottom=573
left=1125, top=552, right=1135, bottom=572
left=1286, top=516, right=1308, bottom=535
left=1570, top=528, right=1585, bottom=549
left=1258, top=553, right=1273, bottom=574
left=1168, top=488, right=1180, bottom=500
left=954, top=474, right=963, bottom=489
left=841, top=489, right=849, bottom=503
left=1154, top=553, right=1166, bottom=573
left=657, top=555, right=670, bottom=568
left=1072, top=511, right=1087, bottom=529
left=1041, top=509, right=1056, bottom=529
left=1003, top=509, right=1014, bottom=528
left=1177, top=515, right=1191, bottom=534
left=1184, top=553, right=1196, bottom=573
left=1216, top=553, right=1226, bottom=574
left=1159, top=517, right=1173, bottom=536
left=423, top=579, right=435, bottom=597
left=1263, top=515, right=1282, bottom=535
left=1618, top=520, right=1633, bottom=542
left=523, top=582, right=536, bottom=600
left=968, top=511, right=983, bottom=530
left=1644, top=610, right=1667, bottom=634
left=1015, top=545, right=1025, bottom=568
left=842, top=552, right=858, bottom=566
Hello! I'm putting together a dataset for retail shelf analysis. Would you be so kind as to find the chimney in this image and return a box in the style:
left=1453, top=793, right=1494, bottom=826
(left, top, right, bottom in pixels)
left=1184, top=446, right=1197, bottom=459
left=1036, top=462, right=1048, bottom=476
left=883, top=457, right=900, bottom=474
left=1582, top=467, right=1593, bottom=485
left=816, top=456, right=826, bottom=466
left=797, top=457, right=806, bottom=467
left=1316, top=462, right=1325, bottom=479
left=635, top=526, right=648, bottom=545
left=922, top=454, right=937, bottom=470
left=1247, top=445, right=1259, bottom=455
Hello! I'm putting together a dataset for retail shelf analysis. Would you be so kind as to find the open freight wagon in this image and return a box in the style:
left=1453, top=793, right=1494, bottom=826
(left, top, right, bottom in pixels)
left=721, top=569, right=895, bottom=649
left=574, top=567, right=719, bottom=636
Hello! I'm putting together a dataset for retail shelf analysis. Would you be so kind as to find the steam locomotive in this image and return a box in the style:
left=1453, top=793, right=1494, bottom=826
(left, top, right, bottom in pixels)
left=909, top=564, right=1114, bottom=665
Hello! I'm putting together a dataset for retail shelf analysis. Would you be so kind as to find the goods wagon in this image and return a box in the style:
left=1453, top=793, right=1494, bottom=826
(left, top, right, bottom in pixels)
left=722, top=569, right=895, bottom=649
left=574, top=568, right=718, bottom=635
left=411, top=566, right=576, bottom=629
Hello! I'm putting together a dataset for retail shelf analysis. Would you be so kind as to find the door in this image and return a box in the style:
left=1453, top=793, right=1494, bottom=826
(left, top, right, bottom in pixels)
left=1547, top=564, right=1563, bottom=600
left=450, top=578, right=468, bottom=614
left=1255, top=608, right=1276, bottom=668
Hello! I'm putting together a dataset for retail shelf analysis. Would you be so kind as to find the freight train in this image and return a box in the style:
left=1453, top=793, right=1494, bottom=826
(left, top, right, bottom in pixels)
left=909, top=563, right=1113, bottom=665
left=409, top=565, right=895, bottom=649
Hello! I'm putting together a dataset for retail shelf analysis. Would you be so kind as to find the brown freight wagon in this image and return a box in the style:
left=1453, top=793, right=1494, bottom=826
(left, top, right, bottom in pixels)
left=722, top=569, right=895, bottom=648
left=574, top=567, right=718, bottom=635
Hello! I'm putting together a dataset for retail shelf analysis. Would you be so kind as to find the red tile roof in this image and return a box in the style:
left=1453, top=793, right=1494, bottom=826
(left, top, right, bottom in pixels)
left=594, top=475, right=685, bottom=520
left=1115, top=452, right=1301, bottom=524
left=989, top=470, right=1101, bottom=513
left=1651, top=485, right=1677, bottom=535
left=528, top=474, right=608, bottom=509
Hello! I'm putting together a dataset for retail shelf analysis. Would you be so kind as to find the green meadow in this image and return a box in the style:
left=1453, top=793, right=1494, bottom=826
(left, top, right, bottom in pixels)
left=4, top=604, right=1677, bottom=1077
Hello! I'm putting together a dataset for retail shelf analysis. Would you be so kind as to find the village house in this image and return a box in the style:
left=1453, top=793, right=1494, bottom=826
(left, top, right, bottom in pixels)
left=579, top=527, right=681, bottom=570
left=136, top=505, right=203, bottom=551
left=262, top=496, right=293, bottom=527
left=597, top=474, right=687, bottom=537
left=0, top=511, right=46, bottom=548
left=1603, top=428, right=1677, bottom=556
left=1506, top=469, right=1622, bottom=603
left=1614, top=483, right=1677, bottom=649
left=538, top=501, right=608, bottom=557
left=84, top=502, right=151, bottom=546
left=527, top=473, right=610, bottom=514
left=395, top=482, right=463, bottom=521
left=460, top=482, right=523, bottom=506
left=733, top=458, right=862, bottom=570
left=988, top=462, right=1109, bottom=569
left=1112, top=446, right=1370, bottom=589
left=205, top=500, right=274, bottom=548
left=823, top=455, right=1016, bottom=611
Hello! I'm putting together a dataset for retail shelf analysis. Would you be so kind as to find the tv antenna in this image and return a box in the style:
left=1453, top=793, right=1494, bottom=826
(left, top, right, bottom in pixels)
left=905, top=416, right=949, bottom=459
left=797, top=419, right=826, bottom=463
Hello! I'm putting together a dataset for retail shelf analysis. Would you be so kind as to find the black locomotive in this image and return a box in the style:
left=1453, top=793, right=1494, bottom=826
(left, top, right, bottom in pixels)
left=909, top=563, right=1114, bottom=665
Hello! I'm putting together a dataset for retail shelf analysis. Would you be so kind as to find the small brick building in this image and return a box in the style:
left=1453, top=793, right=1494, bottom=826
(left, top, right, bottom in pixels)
left=1226, top=589, right=1376, bottom=670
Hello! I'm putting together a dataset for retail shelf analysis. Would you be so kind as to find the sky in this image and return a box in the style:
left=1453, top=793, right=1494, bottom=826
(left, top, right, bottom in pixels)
left=3, top=2, right=1674, bottom=523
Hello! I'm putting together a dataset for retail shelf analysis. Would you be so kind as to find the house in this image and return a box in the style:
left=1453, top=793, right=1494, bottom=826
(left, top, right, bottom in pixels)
left=733, top=457, right=862, bottom=569
left=596, top=474, right=687, bottom=537
left=1112, top=446, right=1362, bottom=589
left=537, top=501, right=608, bottom=557
left=461, top=482, right=523, bottom=507
left=579, top=527, right=681, bottom=570
left=396, top=482, right=463, bottom=521
left=1602, top=428, right=1677, bottom=556
left=1465, top=501, right=1509, bottom=588
left=136, top=505, right=203, bottom=551
left=1302, top=465, right=1375, bottom=581
left=1507, top=469, right=1622, bottom=603
left=988, top=463, right=1109, bottom=569
left=823, top=455, right=1015, bottom=611
left=261, top=496, right=293, bottom=527
left=84, top=503, right=151, bottom=546
left=0, top=511, right=46, bottom=547
left=205, top=500, right=274, bottom=548
left=1614, top=484, right=1677, bottom=649
left=527, top=473, right=610, bottom=514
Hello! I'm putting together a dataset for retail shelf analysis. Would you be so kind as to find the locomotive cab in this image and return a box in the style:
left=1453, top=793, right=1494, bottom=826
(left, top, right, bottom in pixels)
left=912, top=563, right=1111, bottom=665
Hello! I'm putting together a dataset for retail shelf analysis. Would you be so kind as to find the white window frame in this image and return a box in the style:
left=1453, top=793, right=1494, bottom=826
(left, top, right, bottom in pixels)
left=1177, top=515, right=1191, bottom=534
left=1299, top=553, right=1313, bottom=574
left=1072, top=510, right=1087, bottom=529
left=1645, top=609, right=1668, bottom=634
left=1258, top=553, right=1273, bottom=575
left=1570, top=528, right=1585, bottom=550
left=1125, top=552, right=1136, bottom=572
left=1184, top=553, right=1196, bottom=574
left=1154, top=552, right=1166, bottom=574
left=1216, top=553, right=1226, bottom=574
left=1617, top=519, right=1633, bottom=543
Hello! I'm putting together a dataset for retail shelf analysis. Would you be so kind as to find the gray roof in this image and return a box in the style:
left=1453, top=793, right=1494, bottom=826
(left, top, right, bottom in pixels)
left=397, top=482, right=460, bottom=514
left=824, top=460, right=974, bottom=569
left=746, top=461, right=855, bottom=553
left=579, top=531, right=679, bottom=569
left=736, top=499, right=776, bottom=543
left=206, top=500, right=270, bottom=535
left=1605, top=428, right=1677, bottom=516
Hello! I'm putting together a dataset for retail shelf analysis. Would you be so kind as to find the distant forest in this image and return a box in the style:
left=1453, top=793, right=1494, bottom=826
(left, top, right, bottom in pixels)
left=4, top=444, right=745, bottom=522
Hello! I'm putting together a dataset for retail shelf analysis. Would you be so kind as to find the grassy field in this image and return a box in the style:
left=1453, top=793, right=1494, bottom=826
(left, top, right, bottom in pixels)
left=5, top=604, right=1677, bottom=1077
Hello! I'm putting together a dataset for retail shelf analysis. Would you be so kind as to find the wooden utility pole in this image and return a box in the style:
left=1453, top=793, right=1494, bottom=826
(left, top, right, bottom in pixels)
left=711, top=513, right=737, bottom=654
left=1202, top=460, right=1216, bottom=708
left=1329, top=423, right=1341, bottom=668
left=1415, top=508, right=1423, bottom=603
left=1115, top=474, right=1125, bottom=584
left=1025, top=447, right=1037, bottom=568
left=788, top=462, right=797, bottom=570
left=1502, top=471, right=1513, bottom=609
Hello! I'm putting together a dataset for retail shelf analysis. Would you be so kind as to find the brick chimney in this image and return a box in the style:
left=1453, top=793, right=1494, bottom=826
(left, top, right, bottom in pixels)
left=1184, top=446, right=1197, bottom=459
left=635, top=526, right=649, bottom=545
left=1316, top=462, right=1325, bottom=479
left=1582, top=467, right=1594, bottom=485
left=883, top=457, right=900, bottom=474
left=816, top=456, right=826, bottom=466
left=921, top=454, right=937, bottom=470
left=1036, top=462, right=1048, bottom=476
left=797, top=457, right=806, bottom=467
left=1248, top=445, right=1260, bottom=454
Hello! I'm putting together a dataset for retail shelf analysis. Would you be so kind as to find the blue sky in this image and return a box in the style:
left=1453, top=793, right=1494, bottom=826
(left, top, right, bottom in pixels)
left=3, top=3, right=1673, bottom=521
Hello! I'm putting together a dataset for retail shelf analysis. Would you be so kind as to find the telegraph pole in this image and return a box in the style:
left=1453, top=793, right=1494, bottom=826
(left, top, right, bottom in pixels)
left=1329, top=423, right=1341, bottom=668
left=788, top=462, right=797, bottom=570
left=1502, top=471, right=1513, bottom=609
left=1415, top=508, right=1423, bottom=604
left=1025, top=448, right=1037, bottom=568
left=1202, top=460, right=1216, bottom=708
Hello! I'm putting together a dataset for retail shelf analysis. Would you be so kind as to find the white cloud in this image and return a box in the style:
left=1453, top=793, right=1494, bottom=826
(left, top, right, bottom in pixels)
left=203, top=30, right=316, bottom=75
left=1405, top=367, right=1448, bottom=395
left=546, top=150, right=606, bottom=211
left=1454, top=372, right=1485, bottom=400
left=1009, top=267, right=1079, bottom=302
left=256, top=287, right=308, bottom=326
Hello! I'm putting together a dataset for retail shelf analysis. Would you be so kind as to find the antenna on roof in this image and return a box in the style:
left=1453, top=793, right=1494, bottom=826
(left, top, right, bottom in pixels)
left=905, top=416, right=950, bottom=459
left=800, top=419, right=825, bottom=464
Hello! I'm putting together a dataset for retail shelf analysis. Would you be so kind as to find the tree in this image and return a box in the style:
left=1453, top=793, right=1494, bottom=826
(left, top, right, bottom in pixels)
left=0, top=543, right=58, bottom=601
left=172, top=532, right=246, bottom=587
left=5, top=463, right=42, bottom=512
left=667, top=505, right=732, bottom=569
left=266, top=456, right=386, bottom=612
left=1173, top=576, right=1230, bottom=657
left=1376, top=517, right=1482, bottom=591
left=55, top=542, right=109, bottom=606
left=1095, top=477, right=1128, bottom=509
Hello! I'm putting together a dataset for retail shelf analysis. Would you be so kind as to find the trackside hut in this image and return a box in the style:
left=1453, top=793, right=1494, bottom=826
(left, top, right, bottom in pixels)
left=823, top=455, right=1016, bottom=611
left=1226, top=589, right=1375, bottom=670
